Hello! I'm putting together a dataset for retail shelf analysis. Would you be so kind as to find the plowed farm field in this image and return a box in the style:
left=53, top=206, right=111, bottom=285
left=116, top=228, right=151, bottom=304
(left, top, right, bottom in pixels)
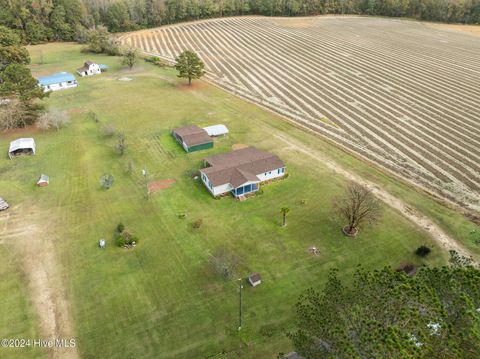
left=120, top=16, right=480, bottom=211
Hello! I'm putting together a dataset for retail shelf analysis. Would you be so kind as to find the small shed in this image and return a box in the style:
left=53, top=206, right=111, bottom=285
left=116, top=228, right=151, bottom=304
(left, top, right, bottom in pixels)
left=37, top=174, right=49, bottom=187
left=248, top=272, right=262, bottom=287
left=203, top=124, right=229, bottom=137
left=99, top=239, right=106, bottom=249
left=8, top=138, right=36, bottom=159
left=0, top=198, right=9, bottom=211
left=172, top=125, right=213, bottom=153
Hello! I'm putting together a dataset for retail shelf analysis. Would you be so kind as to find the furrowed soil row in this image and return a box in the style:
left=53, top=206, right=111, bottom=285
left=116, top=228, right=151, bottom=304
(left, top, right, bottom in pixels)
left=120, top=17, right=480, bottom=210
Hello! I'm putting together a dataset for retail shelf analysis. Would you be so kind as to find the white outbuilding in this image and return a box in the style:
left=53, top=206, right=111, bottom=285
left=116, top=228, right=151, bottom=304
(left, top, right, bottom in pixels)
left=77, top=61, right=101, bottom=77
left=203, top=124, right=229, bottom=137
left=8, top=138, right=36, bottom=159
left=248, top=273, right=262, bottom=287
left=37, top=72, right=78, bottom=92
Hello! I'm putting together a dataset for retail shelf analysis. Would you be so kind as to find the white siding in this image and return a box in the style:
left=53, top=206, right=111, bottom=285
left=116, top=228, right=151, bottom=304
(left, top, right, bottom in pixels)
left=42, top=81, right=78, bottom=92
left=78, top=64, right=101, bottom=77
left=256, top=167, right=285, bottom=182
left=212, top=183, right=233, bottom=196
left=201, top=172, right=232, bottom=196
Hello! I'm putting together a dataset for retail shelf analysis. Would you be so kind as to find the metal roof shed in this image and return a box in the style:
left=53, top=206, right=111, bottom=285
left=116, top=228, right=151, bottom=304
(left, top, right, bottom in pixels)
left=203, top=124, right=229, bottom=137
left=8, top=138, right=36, bottom=159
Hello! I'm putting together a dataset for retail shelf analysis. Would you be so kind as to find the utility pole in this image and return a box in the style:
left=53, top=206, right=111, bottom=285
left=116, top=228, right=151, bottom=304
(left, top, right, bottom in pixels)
left=238, top=278, right=243, bottom=330
left=142, top=164, right=149, bottom=199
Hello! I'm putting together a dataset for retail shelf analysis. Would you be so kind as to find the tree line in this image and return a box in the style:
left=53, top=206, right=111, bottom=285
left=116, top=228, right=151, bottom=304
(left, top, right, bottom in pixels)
left=1, top=0, right=479, bottom=44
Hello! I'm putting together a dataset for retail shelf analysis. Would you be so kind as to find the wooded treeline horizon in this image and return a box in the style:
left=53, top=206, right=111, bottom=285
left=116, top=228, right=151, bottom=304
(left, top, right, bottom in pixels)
left=1, top=0, right=479, bottom=44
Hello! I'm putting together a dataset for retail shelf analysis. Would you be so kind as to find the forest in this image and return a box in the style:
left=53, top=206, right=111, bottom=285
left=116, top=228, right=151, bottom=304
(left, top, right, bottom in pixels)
left=0, top=0, right=480, bottom=44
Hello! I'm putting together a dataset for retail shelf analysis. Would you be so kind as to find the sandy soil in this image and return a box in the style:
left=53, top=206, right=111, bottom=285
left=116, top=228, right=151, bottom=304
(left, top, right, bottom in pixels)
left=231, top=143, right=249, bottom=150
left=149, top=179, right=176, bottom=193
left=428, top=23, right=480, bottom=37
left=0, top=206, right=79, bottom=359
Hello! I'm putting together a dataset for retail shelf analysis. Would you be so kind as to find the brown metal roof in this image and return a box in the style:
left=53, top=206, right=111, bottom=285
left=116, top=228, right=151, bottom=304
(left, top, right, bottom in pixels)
left=249, top=273, right=261, bottom=282
left=172, top=125, right=212, bottom=147
left=200, top=147, right=284, bottom=187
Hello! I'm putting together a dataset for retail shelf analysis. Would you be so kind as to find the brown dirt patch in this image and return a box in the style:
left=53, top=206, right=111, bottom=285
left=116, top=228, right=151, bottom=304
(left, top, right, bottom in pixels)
left=177, top=81, right=208, bottom=91
left=149, top=179, right=176, bottom=193
left=232, top=143, right=249, bottom=150
left=1, top=125, right=41, bottom=138
left=0, top=205, right=79, bottom=359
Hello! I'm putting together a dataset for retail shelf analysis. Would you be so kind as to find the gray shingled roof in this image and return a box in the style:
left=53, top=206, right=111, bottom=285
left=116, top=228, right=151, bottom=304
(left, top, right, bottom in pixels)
left=200, top=147, right=284, bottom=187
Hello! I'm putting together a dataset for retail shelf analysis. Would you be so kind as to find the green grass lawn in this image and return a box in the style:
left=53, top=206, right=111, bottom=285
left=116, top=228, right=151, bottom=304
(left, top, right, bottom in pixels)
left=0, top=43, right=477, bottom=358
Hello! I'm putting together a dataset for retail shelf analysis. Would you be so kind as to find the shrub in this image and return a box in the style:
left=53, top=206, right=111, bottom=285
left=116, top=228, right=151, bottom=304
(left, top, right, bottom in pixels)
left=87, top=111, right=99, bottom=123
left=36, top=108, right=70, bottom=131
left=100, top=174, right=114, bottom=189
left=116, top=236, right=126, bottom=247
left=396, top=263, right=417, bottom=276
left=145, top=56, right=169, bottom=67
left=117, top=223, right=125, bottom=233
left=415, top=245, right=431, bottom=257
left=259, top=325, right=275, bottom=338
left=192, top=218, right=203, bottom=229
left=101, top=124, right=116, bottom=137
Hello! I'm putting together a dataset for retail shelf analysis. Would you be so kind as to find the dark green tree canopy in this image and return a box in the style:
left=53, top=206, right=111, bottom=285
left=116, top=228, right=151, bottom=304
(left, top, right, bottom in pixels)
left=289, top=264, right=480, bottom=358
left=0, top=25, right=30, bottom=71
left=0, top=64, right=45, bottom=101
left=175, top=50, right=205, bottom=85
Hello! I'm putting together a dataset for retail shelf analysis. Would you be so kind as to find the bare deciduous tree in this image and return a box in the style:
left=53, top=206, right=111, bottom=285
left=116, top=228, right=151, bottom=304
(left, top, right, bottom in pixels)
left=36, top=108, right=70, bottom=131
left=208, top=247, right=241, bottom=280
left=336, top=183, right=381, bottom=236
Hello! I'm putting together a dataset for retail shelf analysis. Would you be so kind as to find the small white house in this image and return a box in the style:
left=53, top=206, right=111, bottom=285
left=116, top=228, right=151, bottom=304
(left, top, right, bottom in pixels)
left=199, top=147, right=285, bottom=198
left=37, top=72, right=78, bottom=92
left=8, top=138, right=36, bottom=159
left=248, top=273, right=262, bottom=287
left=76, top=61, right=101, bottom=77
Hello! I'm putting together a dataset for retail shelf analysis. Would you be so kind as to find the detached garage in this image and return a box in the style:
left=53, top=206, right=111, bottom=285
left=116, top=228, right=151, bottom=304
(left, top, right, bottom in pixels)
left=172, top=125, right=213, bottom=153
left=8, top=138, right=36, bottom=159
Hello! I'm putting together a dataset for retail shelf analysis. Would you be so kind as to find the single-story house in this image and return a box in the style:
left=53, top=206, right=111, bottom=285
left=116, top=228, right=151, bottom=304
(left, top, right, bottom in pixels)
left=203, top=124, right=229, bottom=137
left=37, top=174, right=49, bottom=187
left=172, top=125, right=213, bottom=152
left=76, top=61, right=103, bottom=77
left=248, top=273, right=262, bottom=287
left=8, top=138, right=36, bottom=159
left=37, top=72, right=78, bottom=92
left=0, top=198, right=8, bottom=211
left=199, top=147, right=285, bottom=198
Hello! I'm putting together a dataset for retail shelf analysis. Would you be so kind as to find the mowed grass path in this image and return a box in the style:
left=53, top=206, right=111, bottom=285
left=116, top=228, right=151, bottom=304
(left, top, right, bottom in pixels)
left=0, top=43, right=476, bottom=358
